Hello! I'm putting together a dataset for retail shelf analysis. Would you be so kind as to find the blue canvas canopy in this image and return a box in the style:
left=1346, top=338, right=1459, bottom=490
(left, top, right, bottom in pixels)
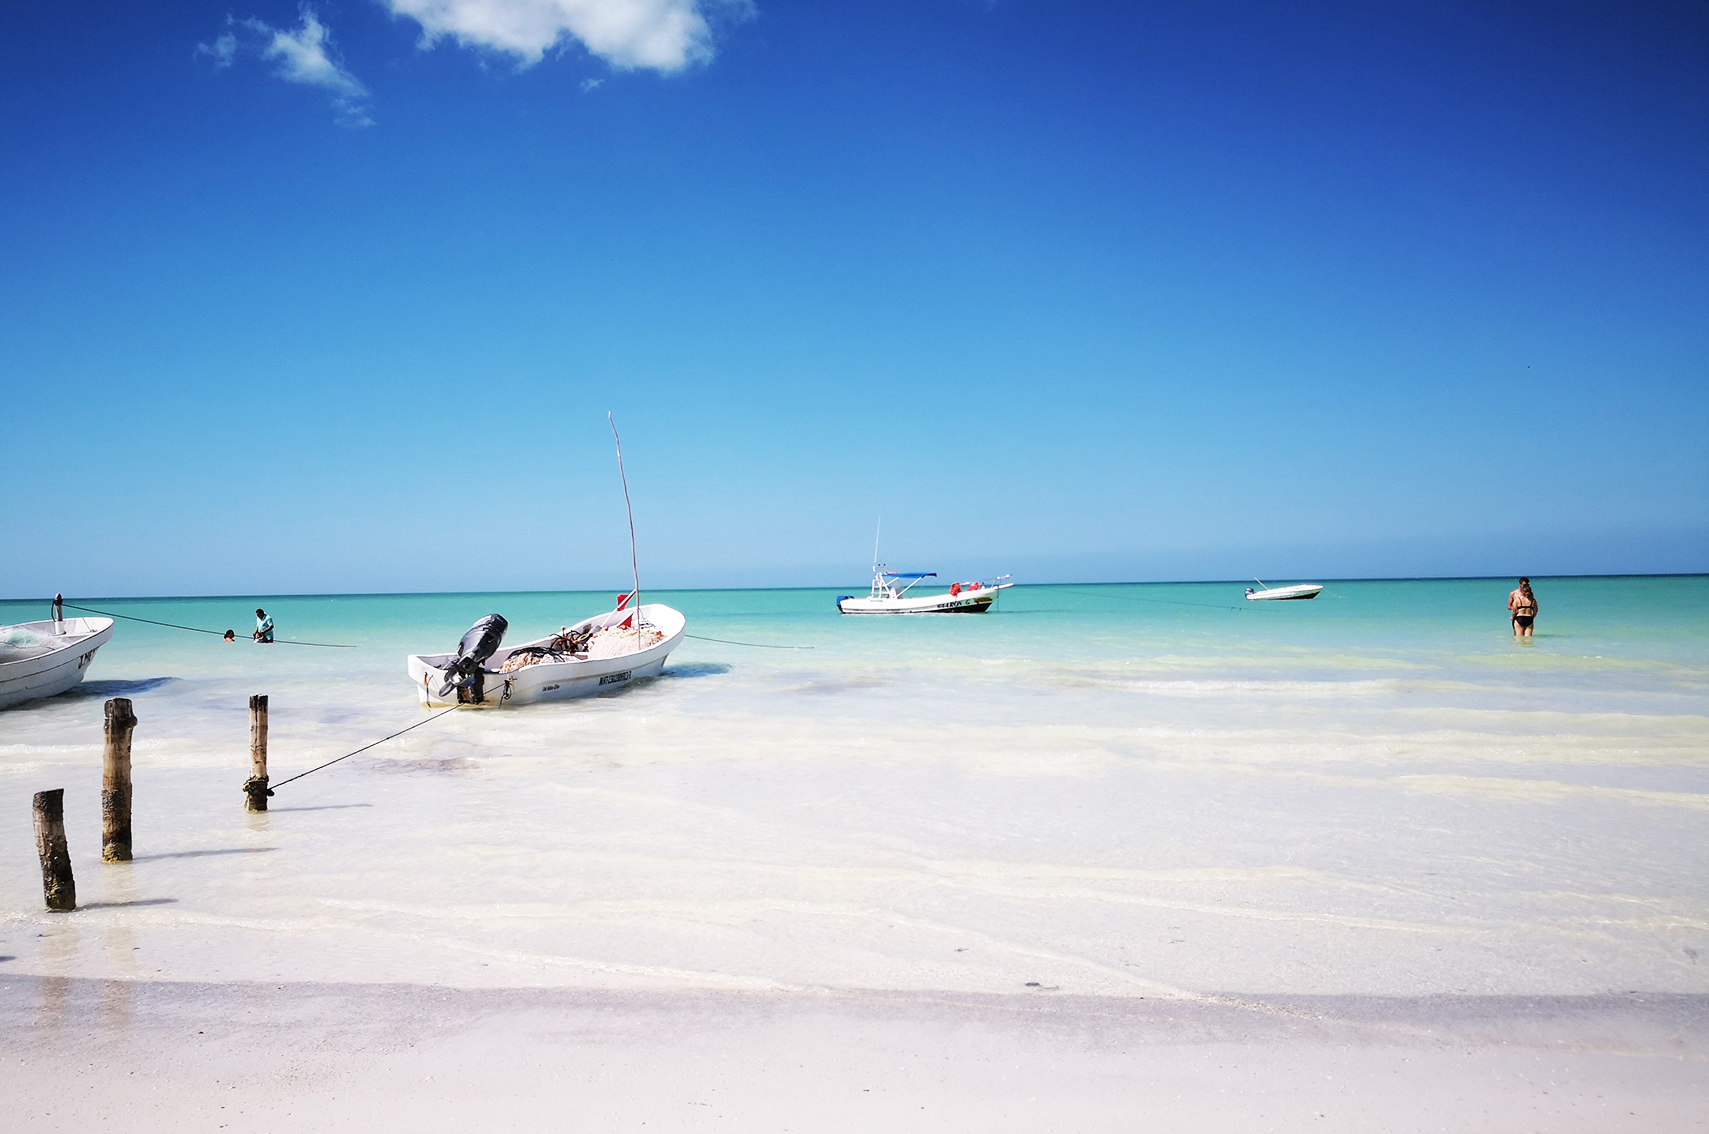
left=881, top=572, right=936, bottom=578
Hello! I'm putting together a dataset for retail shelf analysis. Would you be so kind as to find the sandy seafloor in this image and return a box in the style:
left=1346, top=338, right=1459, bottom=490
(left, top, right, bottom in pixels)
left=2, top=577, right=1706, bottom=1130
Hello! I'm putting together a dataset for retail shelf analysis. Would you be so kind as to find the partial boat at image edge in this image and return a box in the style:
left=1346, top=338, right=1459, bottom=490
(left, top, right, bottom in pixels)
left=0, top=617, right=115, bottom=710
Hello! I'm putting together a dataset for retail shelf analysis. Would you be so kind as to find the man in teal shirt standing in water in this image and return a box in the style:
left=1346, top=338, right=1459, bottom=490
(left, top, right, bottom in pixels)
left=253, top=608, right=274, bottom=643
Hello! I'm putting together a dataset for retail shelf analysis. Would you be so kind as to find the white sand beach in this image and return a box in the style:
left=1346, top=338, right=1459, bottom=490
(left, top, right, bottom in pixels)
left=7, top=979, right=1707, bottom=1131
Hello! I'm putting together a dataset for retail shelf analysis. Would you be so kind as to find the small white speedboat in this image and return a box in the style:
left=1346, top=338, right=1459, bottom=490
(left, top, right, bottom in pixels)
left=0, top=616, right=115, bottom=710
left=1245, top=579, right=1324, bottom=601
left=837, top=568, right=1014, bottom=614
left=407, top=603, right=686, bottom=707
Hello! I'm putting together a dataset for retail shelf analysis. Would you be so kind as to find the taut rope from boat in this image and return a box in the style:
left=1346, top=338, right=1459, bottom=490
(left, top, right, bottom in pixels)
left=1049, top=588, right=1264, bottom=613
left=684, top=634, right=814, bottom=649
left=268, top=706, right=461, bottom=791
left=58, top=602, right=357, bottom=647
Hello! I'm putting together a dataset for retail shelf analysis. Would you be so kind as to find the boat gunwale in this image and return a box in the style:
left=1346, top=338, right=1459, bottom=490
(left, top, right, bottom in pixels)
left=0, top=617, right=115, bottom=709
left=0, top=618, right=115, bottom=673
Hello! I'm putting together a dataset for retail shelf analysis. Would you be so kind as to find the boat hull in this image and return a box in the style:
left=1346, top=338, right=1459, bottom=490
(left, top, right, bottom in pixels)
left=407, top=604, right=686, bottom=707
left=1246, top=585, right=1324, bottom=601
left=0, top=618, right=115, bottom=711
left=837, top=583, right=1013, bottom=615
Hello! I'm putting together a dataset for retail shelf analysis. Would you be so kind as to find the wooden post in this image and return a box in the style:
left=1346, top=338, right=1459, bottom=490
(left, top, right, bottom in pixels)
left=243, top=694, right=270, bottom=812
left=101, top=697, right=137, bottom=862
left=32, top=789, right=75, bottom=911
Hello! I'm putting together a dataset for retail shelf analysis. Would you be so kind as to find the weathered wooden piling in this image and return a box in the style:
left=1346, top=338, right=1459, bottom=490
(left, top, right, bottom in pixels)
left=243, top=694, right=270, bottom=812
left=101, top=697, right=138, bottom=862
left=32, top=789, right=75, bottom=911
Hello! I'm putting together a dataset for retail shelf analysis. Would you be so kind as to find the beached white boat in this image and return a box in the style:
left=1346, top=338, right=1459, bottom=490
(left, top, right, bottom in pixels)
left=1245, top=580, right=1324, bottom=601
left=837, top=569, right=1014, bottom=614
left=407, top=603, right=686, bottom=707
left=0, top=616, right=115, bottom=710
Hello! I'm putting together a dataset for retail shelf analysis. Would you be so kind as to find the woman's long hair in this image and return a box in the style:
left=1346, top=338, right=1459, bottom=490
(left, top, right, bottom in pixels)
left=1519, top=578, right=1534, bottom=602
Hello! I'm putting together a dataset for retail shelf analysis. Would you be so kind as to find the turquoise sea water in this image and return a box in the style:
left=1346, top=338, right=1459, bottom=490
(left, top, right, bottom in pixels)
left=1, top=576, right=1706, bottom=998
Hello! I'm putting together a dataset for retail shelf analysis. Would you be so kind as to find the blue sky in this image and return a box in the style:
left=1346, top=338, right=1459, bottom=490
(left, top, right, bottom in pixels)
left=2, top=0, right=1705, bottom=597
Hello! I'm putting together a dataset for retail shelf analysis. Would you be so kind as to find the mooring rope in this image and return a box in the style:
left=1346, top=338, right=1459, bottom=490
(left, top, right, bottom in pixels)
left=269, top=706, right=460, bottom=790
left=1048, top=587, right=1265, bottom=613
left=684, top=633, right=814, bottom=649
left=60, top=602, right=356, bottom=647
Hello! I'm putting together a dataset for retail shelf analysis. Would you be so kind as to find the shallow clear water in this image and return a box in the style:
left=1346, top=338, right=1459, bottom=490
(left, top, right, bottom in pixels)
left=2, top=577, right=1706, bottom=997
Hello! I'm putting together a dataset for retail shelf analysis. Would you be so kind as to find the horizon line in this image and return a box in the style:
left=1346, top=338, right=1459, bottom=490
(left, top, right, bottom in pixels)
left=7, top=571, right=1705, bottom=605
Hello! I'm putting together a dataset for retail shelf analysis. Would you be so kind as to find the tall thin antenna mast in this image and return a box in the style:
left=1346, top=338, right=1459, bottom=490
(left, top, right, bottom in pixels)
left=872, top=515, right=882, bottom=570
left=609, top=412, right=641, bottom=619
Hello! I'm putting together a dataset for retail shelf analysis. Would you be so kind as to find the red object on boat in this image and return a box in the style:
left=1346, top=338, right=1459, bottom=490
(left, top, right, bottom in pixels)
left=616, top=593, right=631, bottom=611
left=950, top=582, right=961, bottom=596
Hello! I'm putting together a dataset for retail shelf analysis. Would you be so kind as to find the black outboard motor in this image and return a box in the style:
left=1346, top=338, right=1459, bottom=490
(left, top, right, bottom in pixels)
left=436, top=614, right=508, bottom=702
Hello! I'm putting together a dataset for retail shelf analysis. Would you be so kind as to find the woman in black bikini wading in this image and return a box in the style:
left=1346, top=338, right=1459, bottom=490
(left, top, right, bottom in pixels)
left=1508, top=578, right=1538, bottom=638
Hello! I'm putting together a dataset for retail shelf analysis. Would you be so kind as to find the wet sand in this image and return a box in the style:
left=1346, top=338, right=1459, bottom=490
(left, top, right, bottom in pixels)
left=4, top=976, right=1705, bottom=1131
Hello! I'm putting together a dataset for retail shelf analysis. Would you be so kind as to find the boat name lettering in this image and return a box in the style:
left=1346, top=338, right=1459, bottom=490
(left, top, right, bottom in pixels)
left=542, top=684, right=560, bottom=692
left=599, top=671, right=631, bottom=686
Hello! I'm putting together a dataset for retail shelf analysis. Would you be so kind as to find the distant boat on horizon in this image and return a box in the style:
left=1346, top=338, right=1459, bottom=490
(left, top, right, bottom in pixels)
left=1245, top=579, right=1324, bottom=601
left=837, top=567, right=1015, bottom=614
left=836, top=517, right=1014, bottom=614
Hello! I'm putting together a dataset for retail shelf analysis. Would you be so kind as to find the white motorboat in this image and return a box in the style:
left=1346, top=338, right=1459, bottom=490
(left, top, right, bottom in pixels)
left=1245, top=579, right=1324, bottom=601
left=837, top=568, right=1014, bottom=614
left=0, top=615, right=115, bottom=710
left=407, top=602, right=686, bottom=707
left=410, top=413, right=689, bottom=707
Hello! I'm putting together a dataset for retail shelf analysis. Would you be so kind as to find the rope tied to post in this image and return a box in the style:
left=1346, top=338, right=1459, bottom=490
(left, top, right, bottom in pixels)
left=266, top=706, right=461, bottom=792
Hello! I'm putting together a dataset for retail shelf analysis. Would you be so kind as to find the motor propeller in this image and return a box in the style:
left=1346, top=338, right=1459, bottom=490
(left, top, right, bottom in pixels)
left=435, top=614, right=508, bottom=701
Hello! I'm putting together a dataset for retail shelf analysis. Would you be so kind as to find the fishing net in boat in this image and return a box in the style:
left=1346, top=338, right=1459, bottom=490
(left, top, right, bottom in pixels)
left=497, top=649, right=558, bottom=674
left=0, top=626, right=54, bottom=661
left=586, top=625, right=664, bottom=659
left=494, top=625, right=599, bottom=673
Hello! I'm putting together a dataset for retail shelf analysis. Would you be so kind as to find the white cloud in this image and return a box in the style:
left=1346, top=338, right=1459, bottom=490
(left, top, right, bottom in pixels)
left=255, top=12, right=368, bottom=97
left=382, top=0, right=735, bottom=72
left=199, top=9, right=373, bottom=127
left=197, top=33, right=238, bottom=68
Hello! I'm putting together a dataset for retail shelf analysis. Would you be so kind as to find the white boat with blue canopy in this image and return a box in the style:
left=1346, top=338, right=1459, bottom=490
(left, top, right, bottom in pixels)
left=837, top=567, right=1014, bottom=614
